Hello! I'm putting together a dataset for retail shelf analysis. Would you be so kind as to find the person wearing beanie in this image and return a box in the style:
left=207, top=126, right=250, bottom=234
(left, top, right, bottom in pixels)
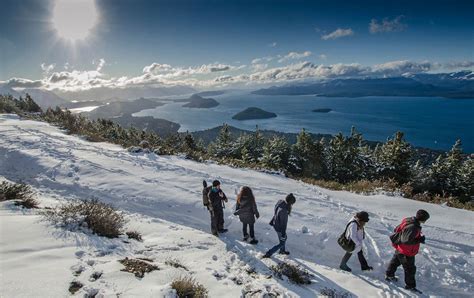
left=204, top=179, right=228, bottom=236
left=385, top=209, right=430, bottom=294
left=339, top=211, right=373, bottom=272
left=263, top=193, right=296, bottom=258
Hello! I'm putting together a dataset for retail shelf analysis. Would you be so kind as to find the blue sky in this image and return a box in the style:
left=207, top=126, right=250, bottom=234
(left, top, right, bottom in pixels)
left=0, top=0, right=473, bottom=91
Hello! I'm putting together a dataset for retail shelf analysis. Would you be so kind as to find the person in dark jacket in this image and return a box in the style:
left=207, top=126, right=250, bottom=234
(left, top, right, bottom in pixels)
left=385, top=209, right=430, bottom=294
left=339, top=211, right=373, bottom=272
left=235, top=186, right=260, bottom=244
left=262, top=193, right=296, bottom=258
left=204, top=180, right=228, bottom=236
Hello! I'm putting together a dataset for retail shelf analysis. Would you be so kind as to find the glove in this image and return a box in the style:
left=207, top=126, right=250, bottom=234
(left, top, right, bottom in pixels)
left=419, top=235, right=426, bottom=244
left=256, top=212, right=260, bottom=219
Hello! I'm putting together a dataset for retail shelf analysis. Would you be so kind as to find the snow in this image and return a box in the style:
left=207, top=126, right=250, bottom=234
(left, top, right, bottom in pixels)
left=1, top=113, right=473, bottom=297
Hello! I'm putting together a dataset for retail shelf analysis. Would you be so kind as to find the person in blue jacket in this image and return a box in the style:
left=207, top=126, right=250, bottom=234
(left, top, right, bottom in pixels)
left=262, top=193, right=296, bottom=258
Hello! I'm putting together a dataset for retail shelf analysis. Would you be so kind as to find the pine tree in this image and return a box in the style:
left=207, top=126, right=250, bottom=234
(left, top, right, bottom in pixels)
left=261, top=136, right=291, bottom=171
left=24, top=93, right=42, bottom=113
left=212, top=124, right=233, bottom=158
left=326, top=128, right=364, bottom=183
left=428, top=140, right=464, bottom=196
left=375, top=131, right=413, bottom=184
left=289, top=129, right=326, bottom=178
left=458, top=157, right=474, bottom=202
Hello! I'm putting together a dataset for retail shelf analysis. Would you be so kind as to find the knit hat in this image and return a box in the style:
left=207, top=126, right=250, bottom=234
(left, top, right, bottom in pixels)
left=212, top=180, right=221, bottom=187
left=356, top=211, right=370, bottom=222
left=416, top=209, right=430, bottom=222
left=286, top=193, right=296, bottom=204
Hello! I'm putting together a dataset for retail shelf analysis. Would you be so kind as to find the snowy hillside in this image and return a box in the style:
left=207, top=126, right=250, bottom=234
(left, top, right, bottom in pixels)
left=1, top=114, right=473, bottom=297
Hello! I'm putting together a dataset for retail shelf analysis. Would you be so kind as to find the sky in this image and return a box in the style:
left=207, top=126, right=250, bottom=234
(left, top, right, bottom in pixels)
left=0, top=0, right=473, bottom=92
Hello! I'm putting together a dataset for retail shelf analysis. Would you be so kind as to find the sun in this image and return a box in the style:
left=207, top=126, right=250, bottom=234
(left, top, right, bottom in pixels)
left=52, top=0, right=99, bottom=41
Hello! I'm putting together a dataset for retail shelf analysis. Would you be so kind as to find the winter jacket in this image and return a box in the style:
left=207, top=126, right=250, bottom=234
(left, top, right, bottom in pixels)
left=391, top=217, right=423, bottom=257
left=269, top=200, right=289, bottom=234
left=345, top=218, right=365, bottom=252
left=236, top=195, right=260, bottom=224
left=208, top=188, right=227, bottom=210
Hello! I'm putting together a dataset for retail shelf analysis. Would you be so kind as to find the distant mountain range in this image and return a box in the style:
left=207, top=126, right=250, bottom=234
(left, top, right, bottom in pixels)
left=0, top=84, right=197, bottom=110
left=252, top=71, right=474, bottom=99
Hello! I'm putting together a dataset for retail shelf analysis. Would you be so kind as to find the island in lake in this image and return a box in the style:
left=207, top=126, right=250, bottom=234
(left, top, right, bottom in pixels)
left=182, top=94, right=219, bottom=108
left=232, top=107, right=277, bottom=120
left=313, top=108, right=332, bottom=113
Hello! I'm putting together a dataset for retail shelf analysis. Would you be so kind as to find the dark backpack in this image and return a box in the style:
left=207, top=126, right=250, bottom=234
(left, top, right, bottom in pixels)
left=337, top=220, right=357, bottom=252
left=202, top=180, right=211, bottom=207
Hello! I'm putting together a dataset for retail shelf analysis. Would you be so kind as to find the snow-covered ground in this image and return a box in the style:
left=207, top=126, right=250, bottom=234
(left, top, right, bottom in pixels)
left=1, top=114, right=473, bottom=297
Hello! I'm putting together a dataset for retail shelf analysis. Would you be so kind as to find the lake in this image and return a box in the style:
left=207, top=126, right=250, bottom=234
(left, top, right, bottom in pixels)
left=134, top=91, right=474, bottom=152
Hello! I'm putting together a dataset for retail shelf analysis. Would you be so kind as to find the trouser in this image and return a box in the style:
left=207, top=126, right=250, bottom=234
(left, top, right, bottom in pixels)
left=210, top=207, right=224, bottom=233
left=386, top=251, right=416, bottom=288
left=266, top=232, right=287, bottom=256
left=242, top=223, right=255, bottom=238
left=340, top=250, right=370, bottom=269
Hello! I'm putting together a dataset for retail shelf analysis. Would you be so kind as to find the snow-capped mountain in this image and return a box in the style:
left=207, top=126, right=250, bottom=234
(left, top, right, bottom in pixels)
left=0, top=114, right=473, bottom=297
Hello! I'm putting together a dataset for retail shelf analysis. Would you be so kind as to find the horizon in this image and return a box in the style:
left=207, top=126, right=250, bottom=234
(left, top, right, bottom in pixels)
left=1, top=0, right=473, bottom=93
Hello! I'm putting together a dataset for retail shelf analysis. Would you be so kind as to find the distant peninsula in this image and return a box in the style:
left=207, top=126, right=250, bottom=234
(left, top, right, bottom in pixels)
left=232, top=107, right=277, bottom=120
left=182, top=94, right=219, bottom=108
left=313, top=108, right=332, bottom=113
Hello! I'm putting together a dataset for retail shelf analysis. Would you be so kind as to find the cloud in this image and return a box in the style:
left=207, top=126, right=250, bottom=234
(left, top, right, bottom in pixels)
left=96, top=58, right=106, bottom=71
left=4, top=58, right=471, bottom=93
left=278, top=51, right=312, bottom=63
left=443, top=61, right=474, bottom=69
left=319, top=54, right=327, bottom=60
left=252, top=63, right=269, bottom=71
left=321, top=28, right=354, bottom=40
left=369, top=16, right=407, bottom=34
left=372, top=60, right=436, bottom=76
left=269, top=42, right=277, bottom=47
left=40, top=63, right=55, bottom=75
left=5, top=77, right=44, bottom=88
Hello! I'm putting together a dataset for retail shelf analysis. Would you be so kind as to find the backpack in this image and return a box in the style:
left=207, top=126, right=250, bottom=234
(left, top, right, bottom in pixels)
left=337, top=220, right=357, bottom=252
left=202, top=180, right=211, bottom=206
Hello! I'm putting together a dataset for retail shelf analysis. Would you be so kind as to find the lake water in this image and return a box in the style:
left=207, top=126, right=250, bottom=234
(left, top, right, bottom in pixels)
left=134, top=91, right=474, bottom=152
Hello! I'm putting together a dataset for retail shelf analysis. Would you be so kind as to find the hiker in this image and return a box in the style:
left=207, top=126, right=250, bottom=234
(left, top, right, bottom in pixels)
left=234, top=186, right=260, bottom=244
left=385, top=209, right=430, bottom=294
left=203, top=180, right=228, bottom=236
left=339, top=211, right=373, bottom=272
left=263, top=193, right=296, bottom=258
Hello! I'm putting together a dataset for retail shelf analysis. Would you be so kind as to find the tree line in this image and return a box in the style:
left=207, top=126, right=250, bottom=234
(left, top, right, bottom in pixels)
left=1, top=94, right=472, bottom=209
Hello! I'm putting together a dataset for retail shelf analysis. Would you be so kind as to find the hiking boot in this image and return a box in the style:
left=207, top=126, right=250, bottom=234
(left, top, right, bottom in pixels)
left=249, top=238, right=259, bottom=245
left=385, top=275, right=398, bottom=282
left=261, top=253, right=271, bottom=259
left=243, top=235, right=249, bottom=241
left=278, top=250, right=290, bottom=255
left=405, top=286, right=422, bottom=294
left=218, top=229, right=228, bottom=233
left=212, top=232, right=219, bottom=237
left=339, top=264, right=352, bottom=272
left=361, top=266, right=373, bottom=271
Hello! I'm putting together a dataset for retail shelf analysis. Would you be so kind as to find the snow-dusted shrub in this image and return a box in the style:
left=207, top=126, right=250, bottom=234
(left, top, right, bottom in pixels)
left=0, top=181, right=34, bottom=201
left=126, top=230, right=143, bottom=241
left=171, top=276, right=208, bottom=298
left=320, top=287, right=352, bottom=298
left=14, top=196, right=39, bottom=209
left=0, top=181, right=39, bottom=208
left=270, top=262, right=312, bottom=285
left=165, top=258, right=188, bottom=271
left=43, top=198, right=125, bottom=238
left=119, top=257, right=159, bottom=278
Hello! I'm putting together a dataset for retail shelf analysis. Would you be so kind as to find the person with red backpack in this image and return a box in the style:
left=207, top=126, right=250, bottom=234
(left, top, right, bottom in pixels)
left=385, top=209, right=430, bottom=294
